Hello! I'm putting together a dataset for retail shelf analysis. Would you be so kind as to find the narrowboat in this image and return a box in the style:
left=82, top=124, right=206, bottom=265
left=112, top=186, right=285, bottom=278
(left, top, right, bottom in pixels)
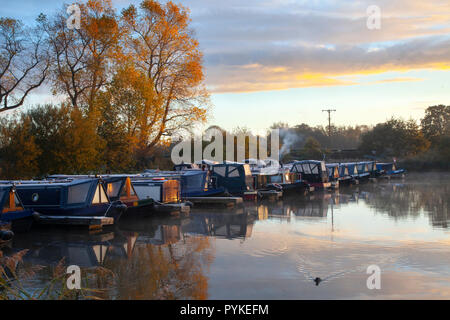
left=359, top=161, right=378, bottom=177
left=344, top=162, right=363, bottom=183
left=253, top=168, right=311, bottom=196
left=12, top=179, right=127, bottom=223
left=48, top=175, right=189, bottom=216
left=325, top=163, right=340, bottom=189
left=0, top=184, right=36, bottom=233
left=376, top=163, right=406, bottom=178
left=289, top=160, right=331, bottom=190
left=355, top=162, right=371, bottom=183
left=336, top=163, right=354, bottom=186
left=177, top=170, right=225, bottom=197
left=102, top=176, right=157, bottom=215
left=210, top=163, right=258, bottom=200
left=141, top=170, right=226, bottom=198
left=131, top=176, right=190, bottom=214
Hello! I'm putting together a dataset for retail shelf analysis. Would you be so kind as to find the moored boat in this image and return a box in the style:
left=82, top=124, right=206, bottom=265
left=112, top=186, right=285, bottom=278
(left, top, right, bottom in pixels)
left=10, top=179, right=127, bottom=224
left=376, top=162, right=406, bottom=178
left=289, top=160, right=331, bottom=190
left=0, top=184, right=36, bottom=233
left=325, top=163, right=340, bottom=189
left=210, top=162, right=258, bottom=200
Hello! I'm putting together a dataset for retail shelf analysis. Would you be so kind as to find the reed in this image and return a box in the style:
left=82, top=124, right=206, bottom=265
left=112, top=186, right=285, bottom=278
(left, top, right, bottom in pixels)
left=0, top=250, right=115, bottom=300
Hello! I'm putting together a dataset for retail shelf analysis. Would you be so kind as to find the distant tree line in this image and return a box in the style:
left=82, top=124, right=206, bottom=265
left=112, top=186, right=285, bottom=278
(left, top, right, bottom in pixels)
left=273, top=104, right=449, bottom=169
left=0, top=0, right=209, bottom=179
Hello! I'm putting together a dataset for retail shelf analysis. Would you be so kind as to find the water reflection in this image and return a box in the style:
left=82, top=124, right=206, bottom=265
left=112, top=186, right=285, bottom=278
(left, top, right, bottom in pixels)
left=3, top=173, right=450, bottom=299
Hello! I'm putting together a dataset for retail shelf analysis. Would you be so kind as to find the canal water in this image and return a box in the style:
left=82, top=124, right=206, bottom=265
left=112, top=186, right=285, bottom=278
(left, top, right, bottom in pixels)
left=3, top=172, right=449, bottom=299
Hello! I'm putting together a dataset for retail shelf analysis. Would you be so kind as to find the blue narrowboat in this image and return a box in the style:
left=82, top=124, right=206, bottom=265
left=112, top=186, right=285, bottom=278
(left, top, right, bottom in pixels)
left=336, top=163, right=354, bottom=186
left=48, top=174, right=188, bottom=216
left=0, top=184, right=36, bottom=233
left=210, top=163, right=258, bottom=200
left=289, top=160, right=331, bottom=190
left=254, top=168, right=311, bottom=195
left=359, top=161, right=377, bottom=177
left=326, top=163, right=340, bottom=188
left=376, top=162, right=406, bottom=178
left=356, top=162, right=371, bottom=183
left=12, top=179, right=127, bottom=223
left=142, top=170, right=226, bottom=198
left=343, top=162, right=367, bottom=183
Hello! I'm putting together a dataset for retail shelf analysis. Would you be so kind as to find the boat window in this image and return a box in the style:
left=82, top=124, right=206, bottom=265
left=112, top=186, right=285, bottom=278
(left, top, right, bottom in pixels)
left=321, top=162, right=326, bottom=171
left=311, top=165, right=318, bottom=174
left=228, top=167, right=240, bottom=177
left=269, top=175, right=282, bottom=183
left=243, top=165, right=252, bottom=177
left=67, top=182, right=91, bottom=204
left=92, top=184, right=109, bottom=204
left=107, top=181, right=122, bottom=198
left=213, top=166, right=227, bottom=177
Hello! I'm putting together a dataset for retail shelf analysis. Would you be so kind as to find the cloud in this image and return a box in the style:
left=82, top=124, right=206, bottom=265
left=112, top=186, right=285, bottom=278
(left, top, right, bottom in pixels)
left=204, top=35, right=450, bottom=93
left=182, top=0, right=450, bottom=93
left=371, top=77, right=423, bottom=84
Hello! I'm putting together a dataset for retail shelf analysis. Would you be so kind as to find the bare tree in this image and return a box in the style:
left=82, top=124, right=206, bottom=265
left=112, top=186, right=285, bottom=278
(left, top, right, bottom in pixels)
left=0, top=17, right=49, bottom=113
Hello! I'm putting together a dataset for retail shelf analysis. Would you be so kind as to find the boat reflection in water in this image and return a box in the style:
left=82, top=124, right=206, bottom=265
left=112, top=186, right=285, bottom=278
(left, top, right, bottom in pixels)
left=4, top=173, right=450, bottom=299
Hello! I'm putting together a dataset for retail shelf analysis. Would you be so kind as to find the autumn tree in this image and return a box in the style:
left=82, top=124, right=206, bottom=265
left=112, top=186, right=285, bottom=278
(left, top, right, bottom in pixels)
left=0, top=17, right=49, bottom=113
left=120, top=0, right=209, bottom=157
left=39, top=0, right=121, bottom=111
left=0, top=104, right=104, bottom=177
left=0, top=116, right=42, bottom=178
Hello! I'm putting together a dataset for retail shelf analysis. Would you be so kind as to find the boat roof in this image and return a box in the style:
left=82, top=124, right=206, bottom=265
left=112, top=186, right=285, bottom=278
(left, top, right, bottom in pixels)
left=4, top=178, right=98, bottom=187
left=326, top=163, right=340, bottom=168
left=292, top=160, right=324, bottom=164
left=0, top=184, right=13, bottom=191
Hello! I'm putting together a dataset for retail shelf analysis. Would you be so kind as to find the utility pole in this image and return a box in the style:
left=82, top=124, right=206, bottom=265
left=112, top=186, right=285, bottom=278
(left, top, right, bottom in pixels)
left=322, top=109, right=336, bottom=136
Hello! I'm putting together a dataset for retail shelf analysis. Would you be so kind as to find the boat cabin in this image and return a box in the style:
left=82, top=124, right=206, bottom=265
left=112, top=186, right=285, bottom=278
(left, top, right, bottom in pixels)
left=289, top=160, right=330, bottom=188
left=210, top=163, right=254, bottom=195
left=131, top=177, right=181, bottom=203
left=13, top=179, right=113, bottom=217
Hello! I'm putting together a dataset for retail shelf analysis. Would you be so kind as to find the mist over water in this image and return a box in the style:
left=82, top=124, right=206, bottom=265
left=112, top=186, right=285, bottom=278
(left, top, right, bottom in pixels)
left=4, top=172, right=450, bottom=299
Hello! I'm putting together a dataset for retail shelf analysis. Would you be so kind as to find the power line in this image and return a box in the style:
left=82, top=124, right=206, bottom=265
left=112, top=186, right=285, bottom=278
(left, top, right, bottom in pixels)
left=322, top=109, right=336, bottom=136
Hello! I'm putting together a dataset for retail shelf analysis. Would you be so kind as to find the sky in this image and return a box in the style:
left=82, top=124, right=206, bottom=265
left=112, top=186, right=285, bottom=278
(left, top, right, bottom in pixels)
left=2, top=0, right=450, bottom=132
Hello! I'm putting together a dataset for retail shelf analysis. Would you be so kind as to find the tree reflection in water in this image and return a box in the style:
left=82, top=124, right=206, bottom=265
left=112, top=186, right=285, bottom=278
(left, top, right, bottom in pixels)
left=357, top=173, right=449, bottom=228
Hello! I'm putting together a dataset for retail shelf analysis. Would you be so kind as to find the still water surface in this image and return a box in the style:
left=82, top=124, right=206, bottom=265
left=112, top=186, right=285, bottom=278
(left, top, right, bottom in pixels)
left=5, top=172, right=450, bottom=299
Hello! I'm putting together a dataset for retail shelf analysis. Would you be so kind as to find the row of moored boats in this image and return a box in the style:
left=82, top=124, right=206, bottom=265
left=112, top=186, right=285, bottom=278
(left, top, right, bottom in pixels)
left=0, top=159, right=405, bottom=241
